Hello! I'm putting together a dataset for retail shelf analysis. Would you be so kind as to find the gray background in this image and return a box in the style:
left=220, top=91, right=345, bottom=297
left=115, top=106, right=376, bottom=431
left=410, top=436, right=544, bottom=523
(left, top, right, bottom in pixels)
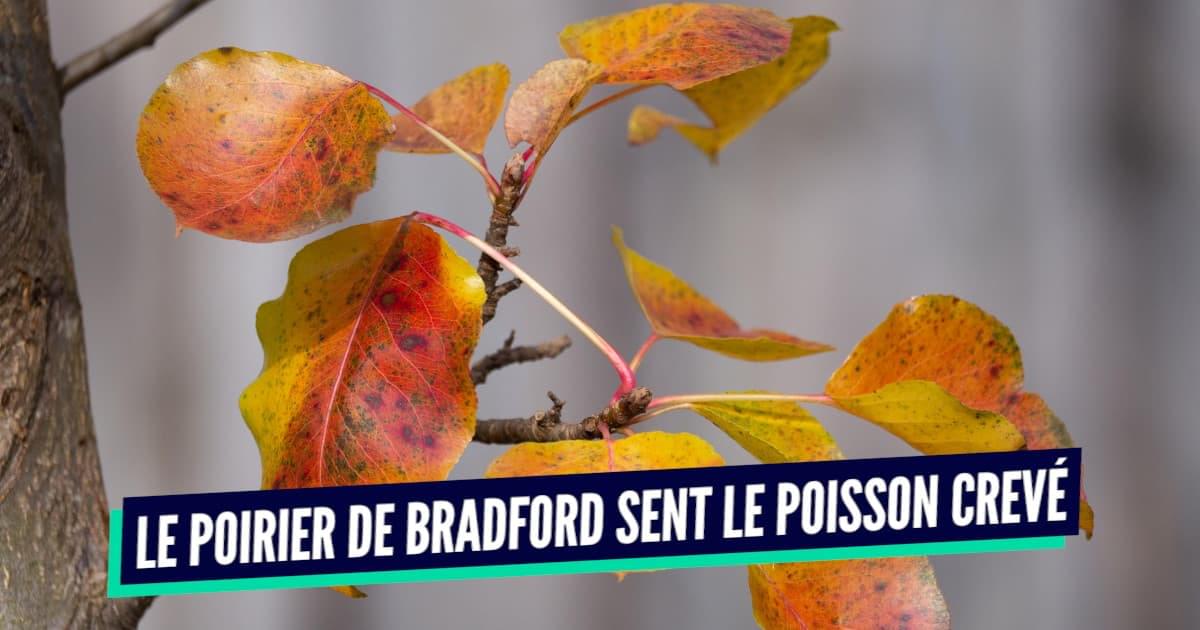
left=48, top=0, right=1197, bottom=628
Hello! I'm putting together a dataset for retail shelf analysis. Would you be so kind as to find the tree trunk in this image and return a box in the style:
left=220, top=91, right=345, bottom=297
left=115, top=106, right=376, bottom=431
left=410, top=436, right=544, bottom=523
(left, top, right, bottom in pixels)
left=0, top=0, right=148, bottom=626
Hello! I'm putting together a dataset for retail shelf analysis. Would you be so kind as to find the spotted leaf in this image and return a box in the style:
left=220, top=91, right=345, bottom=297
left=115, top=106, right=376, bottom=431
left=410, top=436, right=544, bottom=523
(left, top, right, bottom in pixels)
left=613, top=227, right=832, bottom=361
left=630, top=17, right=837, bottom=160
left=484, top=431, right=723, bottom=477
left=387, top=63, right=509, bottom=154
left=505, top=58, right=600, bottom=154
left=559, top=4, right=792, bottom=90
left=137, top=48, right=393, bottom=242
left=750, top=558, right=950, bottom=630
left=827, top=295, right=1094, bottom=537
left=241, top=218, right=485, bottom=489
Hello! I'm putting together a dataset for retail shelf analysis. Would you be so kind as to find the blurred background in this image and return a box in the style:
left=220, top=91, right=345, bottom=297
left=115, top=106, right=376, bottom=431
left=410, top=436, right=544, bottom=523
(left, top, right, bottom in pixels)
left=48, top=0, right=1197, bottom=628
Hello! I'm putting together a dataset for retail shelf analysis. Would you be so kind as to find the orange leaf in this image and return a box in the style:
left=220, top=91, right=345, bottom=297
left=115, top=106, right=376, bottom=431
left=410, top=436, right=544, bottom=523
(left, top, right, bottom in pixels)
left=749, top=558, right=950, bottom=630
left=137, top=48, right=393, bottom=242
left=826, top=295, right=1094, bottom=537
left=720, top=417, right=949, bottom=630
left=386, top=63, right=509, bottom=155
left=484, top=431, right=723, bottom=477
left=559, top=4, right=792, bottom=89
left=630, top=16, right=837, bottom=160
left=613, top=227, right=832, bottom=361
left=240, top=218, right=485, bottom=488
left=330, top=585, right=366, bottom=599
left=505, top=58, right=600, bottom=153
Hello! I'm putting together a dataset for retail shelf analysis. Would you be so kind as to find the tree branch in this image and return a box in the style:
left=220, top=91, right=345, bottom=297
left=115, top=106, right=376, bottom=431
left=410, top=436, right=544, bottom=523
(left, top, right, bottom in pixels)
left=58, top=0, right=211, bottom=97
left=478, top=154, right=526, bottom=325
left=472, top=332, right=572, bottom=385
left=474, top=387, right=652, bottom=444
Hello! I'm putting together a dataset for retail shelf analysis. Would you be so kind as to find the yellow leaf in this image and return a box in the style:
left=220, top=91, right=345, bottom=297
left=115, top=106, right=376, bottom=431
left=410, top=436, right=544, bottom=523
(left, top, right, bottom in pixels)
left=749, top=558, right=950, bottom=629
left=240, top=218, right=484, bottom=489
left=484, top=431, right=723, bottom=477
left=629, top=17, right=837, bottom=160
left=829, top=381, right=1025, bottom=454
left=504, top=59, right=600, bottom=153
left=136, top=48, right=393, bottom=242
left=613, top=227, right=832, bottom=361
left=560, top=4, right=792, bottom=90
left=387, top=63, right=509, bottom=154
left=685, top=395, right=841, bottom=464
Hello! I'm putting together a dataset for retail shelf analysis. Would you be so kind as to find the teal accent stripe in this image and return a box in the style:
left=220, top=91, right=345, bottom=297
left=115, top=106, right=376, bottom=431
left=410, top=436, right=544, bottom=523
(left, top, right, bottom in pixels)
left=107, top=509, right=1064, bottom=597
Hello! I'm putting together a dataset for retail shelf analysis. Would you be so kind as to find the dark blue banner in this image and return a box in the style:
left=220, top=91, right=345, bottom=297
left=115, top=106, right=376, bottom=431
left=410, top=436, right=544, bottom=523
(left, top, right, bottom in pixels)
left=109, top=448, right=1081, bottom=596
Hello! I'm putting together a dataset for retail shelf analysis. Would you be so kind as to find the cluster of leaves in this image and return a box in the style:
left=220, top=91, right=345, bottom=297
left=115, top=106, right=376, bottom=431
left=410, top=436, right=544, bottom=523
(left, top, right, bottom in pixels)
left=135, top=4, right=1091, bottom=628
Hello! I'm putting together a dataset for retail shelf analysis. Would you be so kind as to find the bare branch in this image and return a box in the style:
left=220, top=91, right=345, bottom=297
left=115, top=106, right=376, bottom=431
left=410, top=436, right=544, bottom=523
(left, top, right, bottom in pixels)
left=58, top=0, right=211, bottom=97
left=471, top=332, right=571, bottom=385
left=478, top=154, right=526, bottom=325
left=493, top=278, right=523, bottom=300
left=474, top=387, right=652, bottom=444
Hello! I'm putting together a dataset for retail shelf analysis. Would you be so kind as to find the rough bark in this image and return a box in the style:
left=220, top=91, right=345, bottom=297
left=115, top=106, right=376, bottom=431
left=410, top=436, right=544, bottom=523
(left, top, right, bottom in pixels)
left=474, top=387, right=652, bottom=444
left=470, top=332, right=571, bottom=386
left=0, top=0, right=148, bottom=626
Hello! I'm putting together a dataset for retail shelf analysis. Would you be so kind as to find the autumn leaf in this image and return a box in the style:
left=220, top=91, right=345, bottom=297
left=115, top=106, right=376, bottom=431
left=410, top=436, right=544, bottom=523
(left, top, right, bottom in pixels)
left=484, top=431, right=723, bottom=477
left=240, top=218, right=485, bottom=489
left=683, top=395, right=841, bottom=464
left=750, top=558, right=950, bottom=630
left=827, top=295, right=1094, bottom=536
left=137, top=47, right=393, bottom=242
left=613, top=227, right=832, bottom=361
left=830, top=381, right=1024, bottom=454
left=629, top=17, right=837, bottom=160
left=559, top=4, right=792, bottom=90
left=330, top=585, right=366, bottom=599
left=705, top=400, right=948, bottom=629
left=505, top=58, right=599, bottom=154
left=386, top=63, right=509, bottom=155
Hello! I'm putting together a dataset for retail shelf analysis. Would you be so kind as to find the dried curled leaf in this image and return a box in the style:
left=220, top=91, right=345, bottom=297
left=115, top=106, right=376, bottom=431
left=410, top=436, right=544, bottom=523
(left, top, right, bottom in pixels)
left=387, top=63, right=509, bottom=154
left=241, top=218, right=484, bottom=488
left=827, top=294, right=1094, bottom=537
left=137, top=48, right=393, bottom=242
left=830, top=381, right=1025, bottom=454
left=631, top=17, right=837, bottom=160
left=750, top=558, right=950, bottom=630
left=560, top=3, right=792, bottom=89
left=627, top=105, right=687, bottom=145
left=613, top=227, right=832, bottom=360
left=484, top=431, right=723, bottom=477
left=685, top=395, right=841, bottom=464
left=505, top=58, right=600, bottom=153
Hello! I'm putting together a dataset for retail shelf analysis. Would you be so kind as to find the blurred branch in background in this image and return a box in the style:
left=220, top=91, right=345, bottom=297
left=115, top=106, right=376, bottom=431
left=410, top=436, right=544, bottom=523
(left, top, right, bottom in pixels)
left=58, top=0, right=211, bottom=96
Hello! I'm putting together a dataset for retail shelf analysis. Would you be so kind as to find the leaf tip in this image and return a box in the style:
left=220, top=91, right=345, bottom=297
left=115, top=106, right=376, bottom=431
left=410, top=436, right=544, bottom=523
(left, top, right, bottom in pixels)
left=610, top=224, right=626, bottom=247
left=331, top=585, right=367, bottom=599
